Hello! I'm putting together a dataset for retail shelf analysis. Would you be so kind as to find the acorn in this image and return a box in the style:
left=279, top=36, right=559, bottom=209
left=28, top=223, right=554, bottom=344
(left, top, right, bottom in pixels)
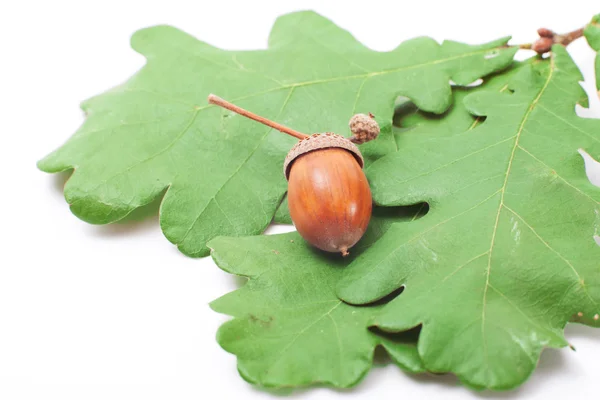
left=208, top=94, right=378, bottom=256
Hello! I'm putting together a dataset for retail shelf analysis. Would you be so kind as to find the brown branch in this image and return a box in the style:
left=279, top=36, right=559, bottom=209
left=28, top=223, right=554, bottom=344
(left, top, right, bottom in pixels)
left=555, top=27, right=585, bottom=46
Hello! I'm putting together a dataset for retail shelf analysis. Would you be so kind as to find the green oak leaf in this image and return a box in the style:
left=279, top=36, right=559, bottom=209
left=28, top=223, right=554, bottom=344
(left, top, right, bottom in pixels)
left=272, top=64, right=524, bottom=225
left=393, top=62, right=525, bottom=142
left=337, top=46, right=600, bottom=390
left=585, top=14, right=600, bottom=51
left=586, top=14, right=600, bottom=93
left=209, top=205, right=426, bottom=388
left=273, top=195, right=292, bottom=225
left=38, top=11, right=516, bottom=257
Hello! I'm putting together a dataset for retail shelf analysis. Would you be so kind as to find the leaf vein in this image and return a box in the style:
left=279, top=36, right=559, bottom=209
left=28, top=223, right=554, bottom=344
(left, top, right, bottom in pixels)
left=178, top=87, right=296, bottom=245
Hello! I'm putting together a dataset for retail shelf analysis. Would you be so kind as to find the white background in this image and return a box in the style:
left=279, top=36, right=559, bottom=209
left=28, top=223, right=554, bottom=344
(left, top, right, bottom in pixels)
left=1, top=1, right=600, bottom=399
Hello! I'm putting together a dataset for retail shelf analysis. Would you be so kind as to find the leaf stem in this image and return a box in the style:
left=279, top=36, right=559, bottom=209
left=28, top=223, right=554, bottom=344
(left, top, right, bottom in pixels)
left=208, top=94, right=308, bottom=140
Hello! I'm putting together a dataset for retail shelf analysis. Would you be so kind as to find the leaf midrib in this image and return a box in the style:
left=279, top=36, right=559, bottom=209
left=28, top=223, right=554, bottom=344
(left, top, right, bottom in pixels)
left=479, top=52, right=557, bottom=381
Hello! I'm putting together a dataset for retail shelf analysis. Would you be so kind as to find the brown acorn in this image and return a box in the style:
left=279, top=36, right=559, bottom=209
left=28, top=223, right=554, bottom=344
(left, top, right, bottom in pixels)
left=208, top=94, right=376, bottom=256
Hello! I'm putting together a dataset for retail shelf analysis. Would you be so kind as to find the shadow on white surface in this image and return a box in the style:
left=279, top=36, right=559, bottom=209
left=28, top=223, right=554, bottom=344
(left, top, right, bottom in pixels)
left=565, top=323, right=600, bottom=341
left=90, top=214, right=160, bottom=237
left=90, top=202, right=161, bottom=237
left=50, top=169, right=72, bottom=193
left=231, top=274, right=249, bottom=288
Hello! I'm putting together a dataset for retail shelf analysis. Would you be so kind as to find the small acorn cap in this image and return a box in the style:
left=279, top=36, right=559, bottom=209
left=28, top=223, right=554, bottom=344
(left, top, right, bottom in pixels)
left=283, top=133, right=364, bottom=179
left=349, top=113, right=380, bottom=144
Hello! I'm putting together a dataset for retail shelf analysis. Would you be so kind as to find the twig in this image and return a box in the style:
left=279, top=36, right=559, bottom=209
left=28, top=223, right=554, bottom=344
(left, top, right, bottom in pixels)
left=554, top=27, right=585, bottom=46
left=208, top=94, right=308, bottom=140
left=515, top=26, right=586, bottom=54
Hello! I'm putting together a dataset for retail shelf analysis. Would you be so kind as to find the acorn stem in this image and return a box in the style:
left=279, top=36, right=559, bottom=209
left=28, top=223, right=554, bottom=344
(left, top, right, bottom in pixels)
left=208, top=94, right=309, bottom=140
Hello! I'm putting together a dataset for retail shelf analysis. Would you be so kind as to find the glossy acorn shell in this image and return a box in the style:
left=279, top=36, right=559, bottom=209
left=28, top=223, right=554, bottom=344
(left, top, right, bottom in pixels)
left=287, top=147, right=372, bottom=256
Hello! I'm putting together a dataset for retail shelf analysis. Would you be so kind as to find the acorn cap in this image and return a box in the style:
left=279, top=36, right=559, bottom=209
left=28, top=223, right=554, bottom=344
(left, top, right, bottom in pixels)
left=349, top=113, right=380, bottom=144
left=283, top=133, right=364, bottom=179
